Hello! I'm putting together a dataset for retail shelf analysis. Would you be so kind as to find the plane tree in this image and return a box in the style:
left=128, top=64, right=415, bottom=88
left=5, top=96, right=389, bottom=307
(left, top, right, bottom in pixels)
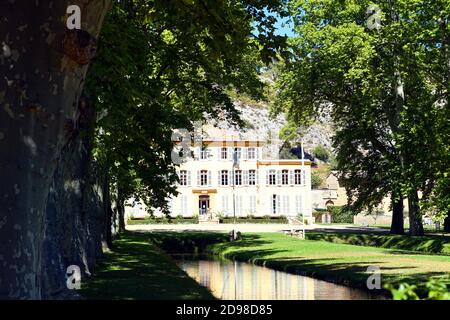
left=0, top=0, right=288, bottom=298
left=275, top=0, right=449, bottom=235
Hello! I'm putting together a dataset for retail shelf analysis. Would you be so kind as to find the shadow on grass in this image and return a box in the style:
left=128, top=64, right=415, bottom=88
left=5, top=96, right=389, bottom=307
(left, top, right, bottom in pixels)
left=306, top=232, right=450, bottom=255
left=80, top=232, right=215, bottom=300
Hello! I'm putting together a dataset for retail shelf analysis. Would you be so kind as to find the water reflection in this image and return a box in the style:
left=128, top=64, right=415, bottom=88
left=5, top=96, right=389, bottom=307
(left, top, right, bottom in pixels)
left=173, top=255, right=385, bottom=300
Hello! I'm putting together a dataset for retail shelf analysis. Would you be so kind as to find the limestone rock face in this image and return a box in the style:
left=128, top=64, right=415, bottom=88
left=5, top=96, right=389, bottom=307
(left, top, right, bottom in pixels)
left=208, top=101, right=335, bottom=156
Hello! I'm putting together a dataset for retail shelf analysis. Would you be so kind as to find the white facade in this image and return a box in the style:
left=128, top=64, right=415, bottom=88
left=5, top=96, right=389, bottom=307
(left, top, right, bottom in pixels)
left=167, top=138, right=313, bottom=223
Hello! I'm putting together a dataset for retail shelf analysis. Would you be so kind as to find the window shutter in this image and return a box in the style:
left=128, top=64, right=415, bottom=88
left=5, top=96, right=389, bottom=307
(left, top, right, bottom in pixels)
left=197, top=171, right=201, bottom=186
left=221, top=195, right=225, bottom=213
left=256, top=148, right=259, bottom=160
left=217, top=147, right=221, bottom=160
left=266, top=170, right=269, bottom=185
left=239, top=196, right=243, bottom=216
left=187, top=171, right=191, bottom=186
left=243, top=170, right=249, bottom=185
left=283, top=195, right=290, bottom=214
left=224, top=195, right=229, bottom=215
left=228, top=147, right=233, bottom=160
left=276, top=195, right=281, bottom=215
left=296, top=195, right=303, bottom=214
left=289, top=170, right=294, bottom=185
left=242, top=148, right=247, bottom=160
left=180, top=196, right=184, bottom=215
left=256, top=170, right=259, bottom=185
left=302, top=170, right=306, bottom=186
left=208, top=171, right=212, bottom=187
left=276, top=170, right=281, bottom=185
left=218, top=171, right=221, bottom=186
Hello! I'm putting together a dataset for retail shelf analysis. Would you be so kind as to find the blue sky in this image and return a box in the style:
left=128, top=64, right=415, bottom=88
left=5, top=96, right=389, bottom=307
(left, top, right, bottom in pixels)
left=274, top=16, right=296, bottom=37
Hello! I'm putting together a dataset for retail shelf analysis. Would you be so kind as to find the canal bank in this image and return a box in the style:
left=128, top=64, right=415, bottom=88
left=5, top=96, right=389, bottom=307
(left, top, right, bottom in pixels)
left=81, top=231, right=450, bottom=299
left=80, top=232, right=215, bottom=300
left=147, top=231, right=450, bottom=298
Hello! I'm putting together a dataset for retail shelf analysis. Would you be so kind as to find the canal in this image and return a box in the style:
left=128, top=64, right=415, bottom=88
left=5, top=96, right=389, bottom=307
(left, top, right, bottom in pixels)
left=172, top=254, right=386, bottom=300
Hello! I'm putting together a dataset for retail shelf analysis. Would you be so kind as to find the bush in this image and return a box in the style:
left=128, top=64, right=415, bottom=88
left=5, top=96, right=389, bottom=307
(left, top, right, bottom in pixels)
left=386, top=276, right=450, bottom=300
left=328, top=205, right=355, bottom=224
left=311, top=172, right=323, bottom=189
left=313, top=145, right=330, bottom=162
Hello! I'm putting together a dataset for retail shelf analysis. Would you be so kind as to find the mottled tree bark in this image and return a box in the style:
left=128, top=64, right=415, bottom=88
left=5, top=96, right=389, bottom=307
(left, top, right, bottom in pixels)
left=408, top=190, right=424, bottom=236
left=390, top=194, right=404, bottom=235
left=116, top=185, right=126, bottom=234
left=41, top=95, right=111, bottom=298
left=444, top=210, right=450, bottom=233
left=0, top=1, right=110, bottom=299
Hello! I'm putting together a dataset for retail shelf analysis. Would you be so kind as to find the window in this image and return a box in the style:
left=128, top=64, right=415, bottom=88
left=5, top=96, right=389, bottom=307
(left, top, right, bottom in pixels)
left=281, top=170, right=289, bottom=185
left=179, top=170, right=187, bottom=186
left=268, top=170, right=276, bottom=185
left=200, top=148, right=209, bottom=160
left=294, top=170, right=302, bottom=185
left=220, top=170, right=229, bottom=186
left=234, top=148, right=241, bottom=160
left=200, top=170, right=208, bottom=186
left=221, top=147, right=228, bottom=160
left=234, top=170, right=242, bottom=186
left=248, top=170, right=256, bottom=185
left=247, top=147, right=256, bottom=160
left=272, top=194, right=279, bottom=214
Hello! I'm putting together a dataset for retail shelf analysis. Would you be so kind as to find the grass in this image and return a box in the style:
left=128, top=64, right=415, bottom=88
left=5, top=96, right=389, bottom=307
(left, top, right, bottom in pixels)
left=127, top=217, right=199, bottom=225
left=354, top=223, right=446, bottom=234
left=128, top=216, right=289, bottom=225
left=306, top=232, right=450, bottom=255
left=80, top=232, right=214, bottom=300
left=147, top=231, right=450, bottom=297
left=220, top=216, right=288, bottom=224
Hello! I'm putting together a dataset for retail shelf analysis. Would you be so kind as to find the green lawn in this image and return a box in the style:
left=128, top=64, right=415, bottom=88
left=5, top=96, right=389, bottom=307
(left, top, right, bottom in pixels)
left=80, top=232, right=214, bottom=300
left=146, top=231, right=450, bottom=296
left=80, top=231, right=450, bottom=299
left=306, top=232, right=450, bottom=255
left=206, top=233, right=450, bottom=294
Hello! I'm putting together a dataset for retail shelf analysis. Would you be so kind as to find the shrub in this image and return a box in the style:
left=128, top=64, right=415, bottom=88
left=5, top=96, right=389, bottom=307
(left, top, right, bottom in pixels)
left=311, top=172, right=323, bottom=189
left=313, top=145, right=330, bottom=162
left=328, top=205, right=355, bottom=224
left=386, top=276, right=450, bottom=300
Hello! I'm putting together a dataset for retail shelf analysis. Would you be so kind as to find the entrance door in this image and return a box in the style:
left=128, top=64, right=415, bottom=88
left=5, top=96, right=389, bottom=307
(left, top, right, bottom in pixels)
left=199, top=196, right=210, bottom=215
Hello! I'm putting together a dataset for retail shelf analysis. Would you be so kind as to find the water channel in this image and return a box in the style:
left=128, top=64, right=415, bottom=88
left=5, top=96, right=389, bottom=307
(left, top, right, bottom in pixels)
left=172, top=254, right=386, bottom=300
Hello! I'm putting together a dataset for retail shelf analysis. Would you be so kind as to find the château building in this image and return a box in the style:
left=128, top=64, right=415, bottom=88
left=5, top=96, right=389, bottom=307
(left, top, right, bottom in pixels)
left=165, top=127, right=314, bottom=223
left=126, top=126, right=314, bottom=223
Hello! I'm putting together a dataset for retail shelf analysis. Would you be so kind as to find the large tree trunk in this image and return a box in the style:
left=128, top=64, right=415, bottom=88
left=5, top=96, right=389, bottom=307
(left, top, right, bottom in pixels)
left=444, top=210, right=450, bottom=233
left=390, top=194, right=404, bottom=235
left=408, top=190, right=424, bottom=236
left=41, top=95, right=111, bottom=298
left=0, top=1, right=110, bottom=299
left=117, top=185, right=127, bottom=234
